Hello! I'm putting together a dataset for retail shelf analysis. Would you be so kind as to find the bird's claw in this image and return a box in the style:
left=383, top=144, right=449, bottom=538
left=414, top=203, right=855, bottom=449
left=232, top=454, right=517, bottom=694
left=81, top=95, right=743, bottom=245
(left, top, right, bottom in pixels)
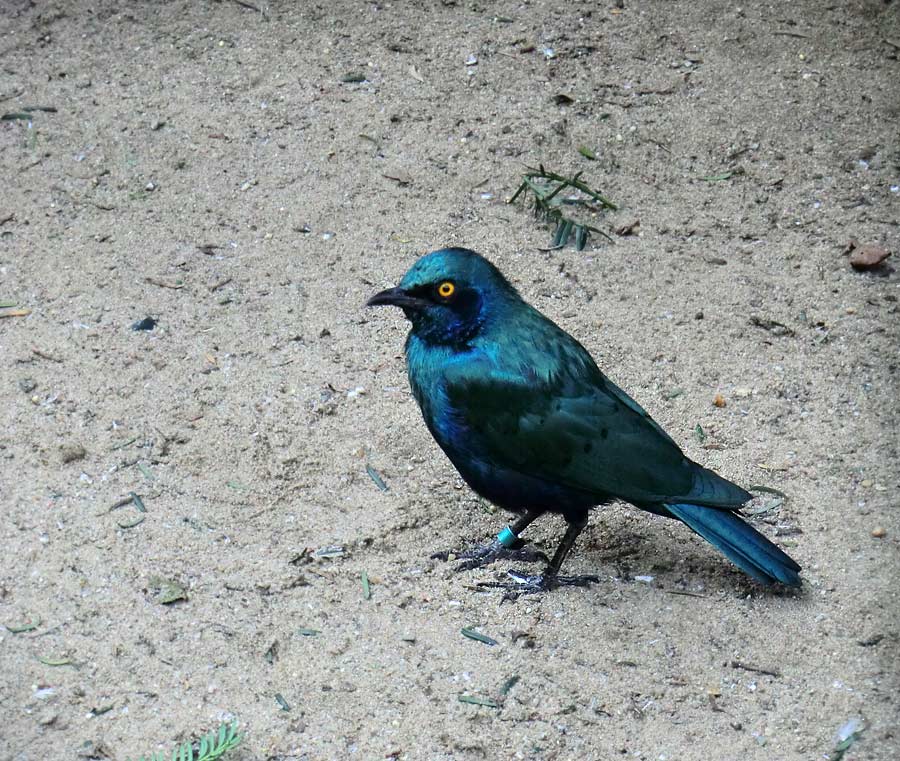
left=477, top=568, right=600, bottom=601
left=431, top=540, right=549, bottom=571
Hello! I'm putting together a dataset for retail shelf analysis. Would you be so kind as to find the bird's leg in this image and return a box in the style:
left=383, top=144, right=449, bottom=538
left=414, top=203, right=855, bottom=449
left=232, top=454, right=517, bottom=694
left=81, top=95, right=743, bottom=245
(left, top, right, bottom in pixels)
left=479, top=514, right=599, bottom=600
left=431, top=509, right=548, bottom=571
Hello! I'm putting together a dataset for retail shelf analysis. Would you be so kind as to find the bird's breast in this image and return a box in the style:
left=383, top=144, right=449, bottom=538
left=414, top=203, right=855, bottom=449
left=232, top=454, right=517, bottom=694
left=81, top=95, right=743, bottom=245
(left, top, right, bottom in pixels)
left=404, top=337, right=597, bottom=515
left=406, top=338, right=488, bottom=460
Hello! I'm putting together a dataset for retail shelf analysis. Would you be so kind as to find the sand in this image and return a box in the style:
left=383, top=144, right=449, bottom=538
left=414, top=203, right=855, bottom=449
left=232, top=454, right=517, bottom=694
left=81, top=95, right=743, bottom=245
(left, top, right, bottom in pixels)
left=1, top=1, right=898, bottom=759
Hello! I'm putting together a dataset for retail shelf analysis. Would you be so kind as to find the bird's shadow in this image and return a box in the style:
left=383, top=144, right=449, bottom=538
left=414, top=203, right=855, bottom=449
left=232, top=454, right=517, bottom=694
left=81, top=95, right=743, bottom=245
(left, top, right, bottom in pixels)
left=423, top=503, right=806, bottom=598
left=571, top=508, right=806, bottom=597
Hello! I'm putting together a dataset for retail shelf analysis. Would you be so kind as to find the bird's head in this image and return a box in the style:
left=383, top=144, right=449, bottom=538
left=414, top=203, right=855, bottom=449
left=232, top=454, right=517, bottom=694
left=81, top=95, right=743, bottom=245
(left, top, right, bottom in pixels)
left=367, top=248, right=519, bottom=346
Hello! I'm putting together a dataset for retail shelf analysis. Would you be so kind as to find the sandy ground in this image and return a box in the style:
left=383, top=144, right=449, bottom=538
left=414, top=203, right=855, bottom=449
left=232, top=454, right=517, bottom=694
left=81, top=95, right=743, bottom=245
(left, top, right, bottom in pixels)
left=1, top=1, right=899, bottom=759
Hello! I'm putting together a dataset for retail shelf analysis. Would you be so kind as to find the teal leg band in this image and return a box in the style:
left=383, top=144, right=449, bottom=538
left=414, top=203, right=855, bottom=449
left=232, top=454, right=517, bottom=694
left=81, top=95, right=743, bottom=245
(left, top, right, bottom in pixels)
left=497, top=526, right=518, bottom=548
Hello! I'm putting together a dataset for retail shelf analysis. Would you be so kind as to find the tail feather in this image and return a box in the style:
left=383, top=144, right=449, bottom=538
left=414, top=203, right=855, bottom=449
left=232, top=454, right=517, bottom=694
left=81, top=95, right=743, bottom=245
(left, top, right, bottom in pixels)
left=665, top=502, right=801, bottom=587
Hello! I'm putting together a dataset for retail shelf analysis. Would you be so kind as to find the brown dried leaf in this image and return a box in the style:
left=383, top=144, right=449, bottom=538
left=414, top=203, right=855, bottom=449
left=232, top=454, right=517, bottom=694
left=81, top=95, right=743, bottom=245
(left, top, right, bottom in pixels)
left=849, top=244, right=890, bottom=270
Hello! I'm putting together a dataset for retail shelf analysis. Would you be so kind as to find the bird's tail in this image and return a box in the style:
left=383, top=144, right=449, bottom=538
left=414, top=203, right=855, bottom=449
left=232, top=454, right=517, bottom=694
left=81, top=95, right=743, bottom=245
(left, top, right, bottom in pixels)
left=665, top=503, right=802, bottom=587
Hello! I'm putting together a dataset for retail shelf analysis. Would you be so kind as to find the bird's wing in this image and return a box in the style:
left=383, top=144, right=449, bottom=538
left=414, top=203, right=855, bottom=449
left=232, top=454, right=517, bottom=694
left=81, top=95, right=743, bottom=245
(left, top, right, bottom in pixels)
left=443, top=350, right=730, bottom=506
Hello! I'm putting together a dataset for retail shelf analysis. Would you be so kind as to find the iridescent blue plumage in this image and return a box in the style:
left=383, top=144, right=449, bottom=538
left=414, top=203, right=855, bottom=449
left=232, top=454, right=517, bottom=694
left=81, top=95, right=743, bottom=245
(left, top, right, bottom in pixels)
left=368, top=248, right=802, bottom=593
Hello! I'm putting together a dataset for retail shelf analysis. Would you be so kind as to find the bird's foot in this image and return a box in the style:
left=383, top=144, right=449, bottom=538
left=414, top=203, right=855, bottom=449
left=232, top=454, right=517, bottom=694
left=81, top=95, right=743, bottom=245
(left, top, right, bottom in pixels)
left=477, top=568, right=600, bottom=601
left=431, top=539, right=548, bottom=571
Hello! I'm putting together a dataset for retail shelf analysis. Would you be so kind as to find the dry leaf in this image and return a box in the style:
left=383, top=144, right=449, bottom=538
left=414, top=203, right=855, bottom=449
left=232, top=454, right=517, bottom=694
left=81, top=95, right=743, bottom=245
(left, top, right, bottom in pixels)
left=849, top=244, right=890, bottom=270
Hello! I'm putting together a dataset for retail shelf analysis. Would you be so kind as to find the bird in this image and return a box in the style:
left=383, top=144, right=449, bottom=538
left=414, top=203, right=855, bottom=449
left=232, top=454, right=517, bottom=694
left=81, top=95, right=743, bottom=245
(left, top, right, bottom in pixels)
left=367, top=247, right=802, bottom=596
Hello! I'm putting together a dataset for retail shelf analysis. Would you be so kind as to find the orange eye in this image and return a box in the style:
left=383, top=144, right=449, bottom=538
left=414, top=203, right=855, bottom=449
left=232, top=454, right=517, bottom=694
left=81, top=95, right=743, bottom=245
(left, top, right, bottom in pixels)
left=437, top=281, right=455, bottom=299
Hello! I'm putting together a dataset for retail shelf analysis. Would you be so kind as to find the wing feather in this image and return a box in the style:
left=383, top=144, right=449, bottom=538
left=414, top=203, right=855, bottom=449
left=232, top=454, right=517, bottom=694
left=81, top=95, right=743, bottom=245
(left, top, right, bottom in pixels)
left=443, top=350, right=697, bottom=505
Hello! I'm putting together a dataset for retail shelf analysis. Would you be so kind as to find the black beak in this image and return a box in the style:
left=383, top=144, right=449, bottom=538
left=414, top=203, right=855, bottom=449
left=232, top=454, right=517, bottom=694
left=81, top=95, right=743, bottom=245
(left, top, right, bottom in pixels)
left=366, top=286, right=427, bottom=310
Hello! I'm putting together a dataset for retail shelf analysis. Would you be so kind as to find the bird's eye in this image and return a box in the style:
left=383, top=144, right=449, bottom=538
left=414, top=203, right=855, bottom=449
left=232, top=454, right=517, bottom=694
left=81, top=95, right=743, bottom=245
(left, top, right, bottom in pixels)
left=436, top=281, right=455, bottom=300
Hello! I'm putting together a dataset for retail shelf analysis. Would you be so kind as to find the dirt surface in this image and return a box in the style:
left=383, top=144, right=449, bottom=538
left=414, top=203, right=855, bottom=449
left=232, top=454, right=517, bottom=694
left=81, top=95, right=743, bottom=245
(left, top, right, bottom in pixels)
left=2, top=2, right=899, bottom=759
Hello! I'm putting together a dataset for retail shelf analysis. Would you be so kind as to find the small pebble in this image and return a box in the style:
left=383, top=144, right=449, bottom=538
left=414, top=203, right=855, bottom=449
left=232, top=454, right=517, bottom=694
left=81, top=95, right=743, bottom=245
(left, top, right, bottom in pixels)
left=131, top=316, right=157, bottom=331
left=713, top=394, right=726, bottom=408
left=871, top=527, right=886, bottom=538
left=37, top=712, right=58, bottom=726
left=60, top=443, right=87, bottom=463
left=835, top=717, right=864, bottom=745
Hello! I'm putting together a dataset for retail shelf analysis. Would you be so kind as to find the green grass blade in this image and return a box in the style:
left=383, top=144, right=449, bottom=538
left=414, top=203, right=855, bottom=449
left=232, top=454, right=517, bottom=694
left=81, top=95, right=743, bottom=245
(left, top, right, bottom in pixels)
left=575, top=224, right=588, bottom=251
